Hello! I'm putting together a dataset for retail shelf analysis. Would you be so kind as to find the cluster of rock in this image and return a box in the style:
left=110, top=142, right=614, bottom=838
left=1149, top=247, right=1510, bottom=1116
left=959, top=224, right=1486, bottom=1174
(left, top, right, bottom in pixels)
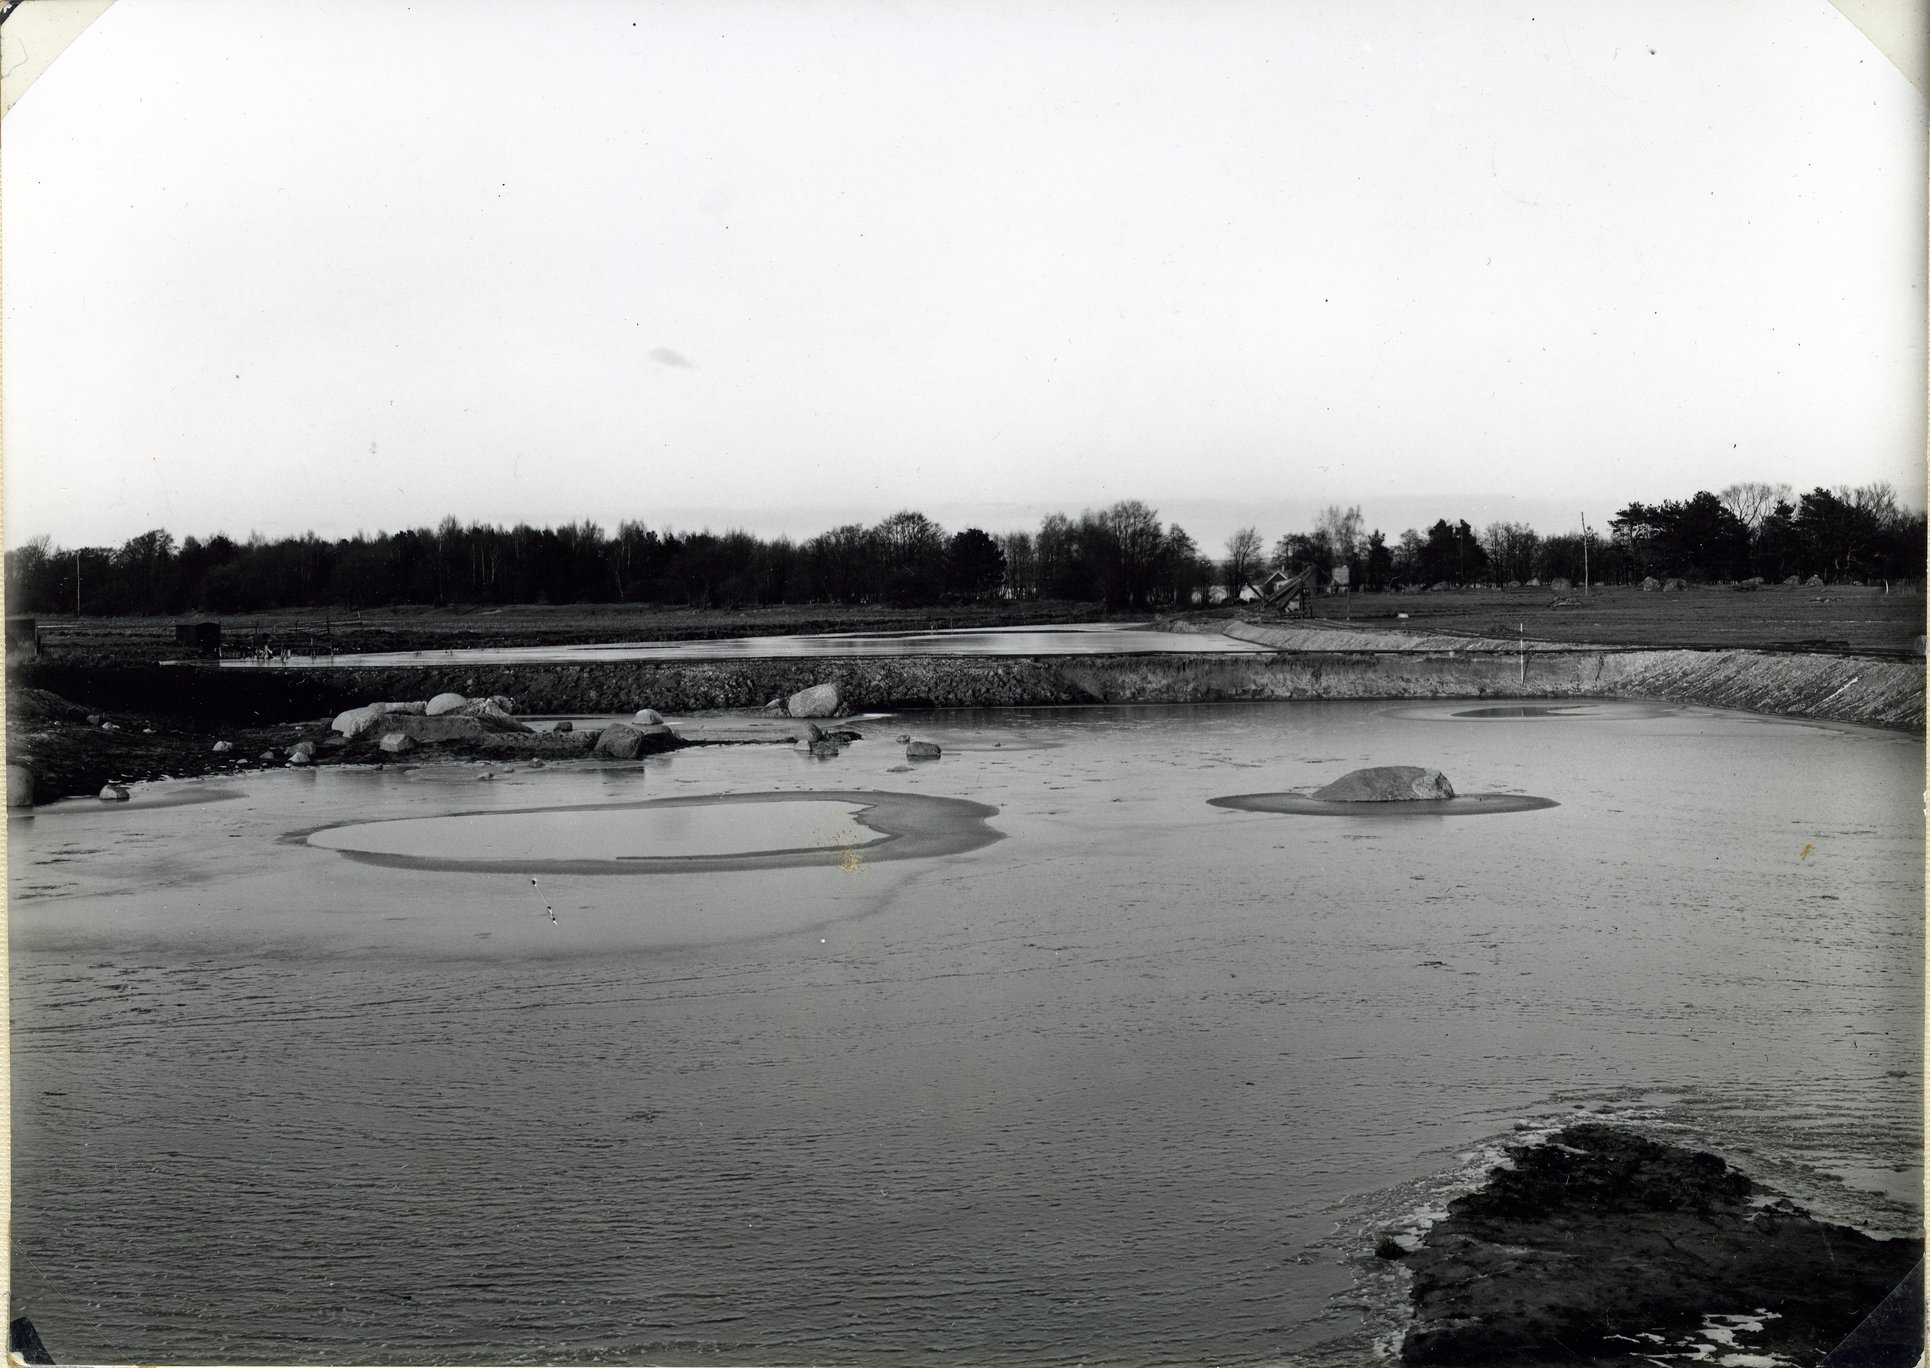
left=323, top=692, right=683, bottom=762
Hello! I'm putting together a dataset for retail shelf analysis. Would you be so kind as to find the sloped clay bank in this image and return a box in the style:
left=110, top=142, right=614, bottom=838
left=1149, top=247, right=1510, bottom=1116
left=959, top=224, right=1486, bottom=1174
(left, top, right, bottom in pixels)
left=306, top=789, right=1003, bottom=874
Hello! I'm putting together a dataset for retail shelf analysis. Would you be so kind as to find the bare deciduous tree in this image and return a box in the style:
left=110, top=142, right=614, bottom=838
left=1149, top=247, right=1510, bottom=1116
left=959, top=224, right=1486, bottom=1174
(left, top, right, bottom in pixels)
left=1717, top=481, right=1792, bottom=532
left=1223, top=526, right=1263, bottom=593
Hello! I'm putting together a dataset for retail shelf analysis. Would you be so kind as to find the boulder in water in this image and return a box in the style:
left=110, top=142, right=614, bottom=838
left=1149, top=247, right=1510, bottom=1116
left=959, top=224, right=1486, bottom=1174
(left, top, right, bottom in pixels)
left=592, top=721, right=648, bottom=760
left=786, top=682, right=842, bottom=718
left=1314, top=766, right=1455, bottom=802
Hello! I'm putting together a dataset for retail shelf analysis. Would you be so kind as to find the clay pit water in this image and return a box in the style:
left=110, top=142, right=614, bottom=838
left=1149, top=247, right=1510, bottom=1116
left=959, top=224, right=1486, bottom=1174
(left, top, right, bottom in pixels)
left=8, top=699, right=1922, bottom=1365
left=220, top=622, right=1268, bottom=668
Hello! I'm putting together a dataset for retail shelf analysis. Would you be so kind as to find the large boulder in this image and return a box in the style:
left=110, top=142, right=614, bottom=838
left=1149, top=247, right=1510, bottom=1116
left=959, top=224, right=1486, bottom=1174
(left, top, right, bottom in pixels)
left=470, top=701, right=535, bottom=734
left=288, top=741, right=317, bottom=765
left=332, top=701, right=428, bottom=738
left=592, top=721, right=649, bottom=760
left=905, top=740, right=942, bottom=760
left=1314, top=766, right=1455, bottom=802
left=633, top=708, right=665, bottom=725
left=1805, top=574, right=1825, bottom=588
left=785, top=682, right=842, bottom=718
left=1663, top=577, right=1687, bottom=592
left=7, top=765, right=33, bottom=808
left=425, top=692, right=468, bottom=716
left=1548, top=577, right=1571, bottom=591
left=368, top=715, right=485, bottom=743
left=1640, top=576, right=1661, bottom=591
left=98, top=784, right=131, bottom=802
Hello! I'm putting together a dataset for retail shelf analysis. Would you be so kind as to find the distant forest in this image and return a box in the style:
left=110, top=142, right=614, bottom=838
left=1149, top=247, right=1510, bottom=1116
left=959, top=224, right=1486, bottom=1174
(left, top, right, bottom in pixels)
left=5, top=481, right=1921, bottom=617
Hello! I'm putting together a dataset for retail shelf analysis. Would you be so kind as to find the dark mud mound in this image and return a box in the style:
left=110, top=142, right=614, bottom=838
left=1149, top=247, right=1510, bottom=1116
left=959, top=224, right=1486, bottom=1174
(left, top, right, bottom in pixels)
left=1208, top=792, right=1556, bottom=817
left=1400, top=1123, right=1923, bottom=1366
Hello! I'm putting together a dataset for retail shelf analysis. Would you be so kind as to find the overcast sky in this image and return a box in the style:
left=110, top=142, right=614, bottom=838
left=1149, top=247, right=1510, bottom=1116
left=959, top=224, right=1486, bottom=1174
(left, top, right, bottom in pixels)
left=3, top=0, right=1923, bottom=554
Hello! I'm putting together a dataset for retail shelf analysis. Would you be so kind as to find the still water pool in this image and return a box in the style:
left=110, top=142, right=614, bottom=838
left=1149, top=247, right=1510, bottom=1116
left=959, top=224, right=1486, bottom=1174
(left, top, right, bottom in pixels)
left=9, top=700, right=1922, bottom=1365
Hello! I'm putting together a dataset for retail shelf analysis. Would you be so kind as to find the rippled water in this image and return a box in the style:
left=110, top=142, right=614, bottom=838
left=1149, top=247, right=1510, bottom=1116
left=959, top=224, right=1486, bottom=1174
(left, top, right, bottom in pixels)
left=9, top=700, right=1922, bottom=1365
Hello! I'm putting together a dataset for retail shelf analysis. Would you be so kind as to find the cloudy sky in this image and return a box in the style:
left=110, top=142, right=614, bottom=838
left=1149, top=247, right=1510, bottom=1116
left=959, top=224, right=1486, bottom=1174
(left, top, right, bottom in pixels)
left=3, top=0, right=1923, bottom=553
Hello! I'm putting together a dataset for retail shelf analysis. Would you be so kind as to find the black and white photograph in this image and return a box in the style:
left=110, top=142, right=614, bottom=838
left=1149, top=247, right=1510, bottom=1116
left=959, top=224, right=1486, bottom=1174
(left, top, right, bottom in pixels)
left=3, top=1, right=1925, bottom=1363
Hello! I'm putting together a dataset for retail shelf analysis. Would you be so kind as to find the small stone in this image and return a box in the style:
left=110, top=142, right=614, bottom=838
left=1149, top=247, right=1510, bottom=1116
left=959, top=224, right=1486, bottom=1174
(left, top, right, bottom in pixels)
left=98, top=784, right=130, bottom=802
left=377, top=732, right=416, bottom=755
left=905, top=740, right=942, bottom=760
left=552, top=720, right=573, bottom=733
left=86, top=714, right=102, bottom=726
left=212, top=740, right=233, bottom=753
left=288, top=741, right=317, bottom=765
left=100, top=721, right=118, bottom=731
left=259, top=749, right=280, bottom=762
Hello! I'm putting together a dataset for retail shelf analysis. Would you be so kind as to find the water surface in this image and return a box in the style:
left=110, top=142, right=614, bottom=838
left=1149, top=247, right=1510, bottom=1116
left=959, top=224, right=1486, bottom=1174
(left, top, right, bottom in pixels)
left=218, top=622, right=1266, bottom=668
left=10, top=700, right=1921, bottom=1365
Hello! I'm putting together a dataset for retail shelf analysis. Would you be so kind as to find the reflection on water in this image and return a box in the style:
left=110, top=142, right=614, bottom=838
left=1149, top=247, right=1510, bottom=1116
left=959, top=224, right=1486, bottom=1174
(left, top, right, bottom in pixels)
left=310, top=799, right=880, bottom=862
left=9, top=700, right=1922, bottom=1365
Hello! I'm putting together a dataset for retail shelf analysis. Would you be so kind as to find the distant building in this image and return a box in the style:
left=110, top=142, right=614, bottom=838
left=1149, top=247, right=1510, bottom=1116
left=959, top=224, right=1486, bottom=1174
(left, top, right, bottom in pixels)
left=175, top=621, right=223, bottom=655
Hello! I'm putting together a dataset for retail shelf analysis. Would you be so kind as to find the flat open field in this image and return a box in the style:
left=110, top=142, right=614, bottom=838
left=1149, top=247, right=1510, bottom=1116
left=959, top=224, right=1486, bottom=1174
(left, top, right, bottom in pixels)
left=15, top=585, right=1926, bottom=666
left=1226, top=583, right=1926, bottom=656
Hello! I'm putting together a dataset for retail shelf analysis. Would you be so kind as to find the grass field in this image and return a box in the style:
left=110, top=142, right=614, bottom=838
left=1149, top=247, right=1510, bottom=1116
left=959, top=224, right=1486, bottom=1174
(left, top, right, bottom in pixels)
left=11, top=584, right=1926, bottom=665
left=1239, top=583, right=1926, bottom=656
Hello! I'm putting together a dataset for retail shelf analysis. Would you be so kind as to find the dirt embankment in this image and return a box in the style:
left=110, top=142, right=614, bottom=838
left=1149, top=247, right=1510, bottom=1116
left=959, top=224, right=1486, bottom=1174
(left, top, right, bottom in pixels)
left=12, top=644, right=1920, bottom=803
left=22, top=646, right=1927, bottom=734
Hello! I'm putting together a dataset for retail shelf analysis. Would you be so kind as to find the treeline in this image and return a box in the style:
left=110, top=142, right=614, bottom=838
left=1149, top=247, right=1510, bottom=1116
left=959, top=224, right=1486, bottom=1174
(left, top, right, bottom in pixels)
left=6, top=482, right=1919, bottom=619
left=1229, top=482, right=1923, bottom=594
left=3, top=502, right=1213, bottom=617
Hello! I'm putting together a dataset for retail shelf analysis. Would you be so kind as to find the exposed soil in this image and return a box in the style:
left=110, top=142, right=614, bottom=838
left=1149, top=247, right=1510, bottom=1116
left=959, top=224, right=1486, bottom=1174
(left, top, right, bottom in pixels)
left=1397, top=1123, right=1923, bottom=1365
